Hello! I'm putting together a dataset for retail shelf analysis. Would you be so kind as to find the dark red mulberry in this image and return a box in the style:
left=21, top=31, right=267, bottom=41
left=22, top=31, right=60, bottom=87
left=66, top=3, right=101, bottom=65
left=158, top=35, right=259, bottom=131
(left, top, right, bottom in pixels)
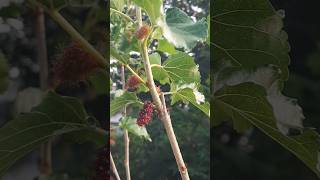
left=135, top=25, right=150, bottom=40
left=52, top=42, right=102, bottom=87
left=91, top=145, right=108, bottom=180
left=125, top=75, right=141, bottom=90
left=137, top=101, right=154, bottom=126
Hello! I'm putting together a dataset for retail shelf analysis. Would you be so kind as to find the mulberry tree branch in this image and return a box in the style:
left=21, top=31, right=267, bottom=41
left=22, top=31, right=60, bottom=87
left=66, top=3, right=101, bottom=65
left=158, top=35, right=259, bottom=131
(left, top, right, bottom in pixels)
left=136, top=7, right=190, bottom=180
left=121, top=65, right=131, bottom=180
left=35, top=6, right=52, bottom=176
left=110, top=152, right=121, bottom=180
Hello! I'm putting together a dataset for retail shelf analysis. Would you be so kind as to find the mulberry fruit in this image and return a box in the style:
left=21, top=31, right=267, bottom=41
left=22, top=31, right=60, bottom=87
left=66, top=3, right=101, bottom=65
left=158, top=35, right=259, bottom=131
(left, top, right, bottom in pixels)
left=91, top=145, right=108, bottom=180
left=125, top=75, right=141, bottom=90
left=137, top=101, right=154, bottom=126
left=52, top=42, right=102, bottom=87
left=135, top=25, right=150, bottom=40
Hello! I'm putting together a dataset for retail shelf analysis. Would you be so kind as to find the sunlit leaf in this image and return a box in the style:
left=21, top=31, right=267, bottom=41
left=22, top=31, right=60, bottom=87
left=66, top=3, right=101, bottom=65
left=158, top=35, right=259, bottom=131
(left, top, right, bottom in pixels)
left=132, top=0, right=163, bottom=25
left=159, top=7, right=208, bottom=50
left=119, top=116, right=152, bottom=142
left=110, top=92, right=142, bottom=116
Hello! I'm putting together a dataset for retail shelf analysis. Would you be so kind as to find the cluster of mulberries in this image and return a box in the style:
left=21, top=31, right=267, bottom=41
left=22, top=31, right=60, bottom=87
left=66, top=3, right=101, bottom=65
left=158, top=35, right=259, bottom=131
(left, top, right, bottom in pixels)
left=91, top=145, right=108, bottom=180
left=137, top=101, right=154, bottom=126
left=125, top=75, right=141, bottom=91
left=135, top=25, right=150, bottom=40
left=52, top=42, right=101, bottom=87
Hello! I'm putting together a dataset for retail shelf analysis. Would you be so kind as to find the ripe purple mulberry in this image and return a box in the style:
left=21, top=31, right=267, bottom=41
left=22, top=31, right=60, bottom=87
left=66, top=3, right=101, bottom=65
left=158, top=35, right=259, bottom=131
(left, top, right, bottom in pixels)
left=52, top=42, right=102, bottom=87
left=125, top=75, right=141, bottom=90
left=137, top=101, right=154, bottom=126
left=135, top=25, right=150, bottom=40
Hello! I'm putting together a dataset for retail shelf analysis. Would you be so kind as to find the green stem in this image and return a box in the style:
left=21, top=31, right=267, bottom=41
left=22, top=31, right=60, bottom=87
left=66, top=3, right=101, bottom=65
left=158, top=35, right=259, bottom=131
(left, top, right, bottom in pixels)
left=29, top=0, right=107, bottom=67
left=125, top=65, right=146, bottom=84
left=110, top=8, right=134, bottom=23
left=47, top=10, right=107, bottom=67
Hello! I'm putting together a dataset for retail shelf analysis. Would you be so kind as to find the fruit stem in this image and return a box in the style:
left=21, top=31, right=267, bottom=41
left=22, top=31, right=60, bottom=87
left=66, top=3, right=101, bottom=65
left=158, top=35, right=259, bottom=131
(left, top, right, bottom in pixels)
left=125, top=64, right=146, bottom=84
left=111, top=8, right=134, bottom=23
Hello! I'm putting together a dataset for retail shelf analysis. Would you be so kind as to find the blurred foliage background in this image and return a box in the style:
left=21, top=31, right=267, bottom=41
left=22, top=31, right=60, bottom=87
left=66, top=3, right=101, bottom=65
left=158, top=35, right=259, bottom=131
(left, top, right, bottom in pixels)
left=213, top=0, right=320, bottom=179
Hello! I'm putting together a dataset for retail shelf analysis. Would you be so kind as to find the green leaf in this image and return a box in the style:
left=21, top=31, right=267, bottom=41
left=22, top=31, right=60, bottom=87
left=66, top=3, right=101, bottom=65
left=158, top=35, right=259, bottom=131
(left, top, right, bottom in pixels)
left=111, top=0, right=125, bottom=11
left=152, top=52, right=200, bottom=85
left=159, top=7, right=208, bottom=50
left=111, top=92, right=142, bottom=116
left=149, top=53, right=161, bottom=65
left=214, top=66, right=305, bottom=135
left=171, top=87, right=210, bottom=117
left=0, top=92, right=90, bottom=176
left=119, top=116, right=152, bottom=142
left=165, top=52, right=200, bottom=84
left=64, top=128, right=107, bottom=147
left=110, top=46, right=129, bottom=64
left=132, top=0, right=163, bottom=25
left=89, top=69, right=108, bottom=95
left=213, top=82, right=320, bottom=177
left=157, top=39, right=177, bottom=54
left=212, top=0, right=290, bottom=80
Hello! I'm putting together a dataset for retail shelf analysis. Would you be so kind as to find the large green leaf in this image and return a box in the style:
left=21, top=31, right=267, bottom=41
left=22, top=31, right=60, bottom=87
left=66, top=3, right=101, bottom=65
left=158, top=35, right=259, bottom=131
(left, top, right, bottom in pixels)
left=132, top=0, right=163, bottom=25
left=110, top=92, right=142, bottom=116
left=152, top=52, right=200, bottom=85
left=213, top=83, right=320, bottom=177
left=157, top=39, right=177, bottom=54
left=212, top=0, right=290, bottom=80
left=119, top=116, right=151, bottom=142
left=171, top=87, right=210, bottom=117
left=159, top=7, right=208, bottom=50
left=0, top=92, right=98, bottom=176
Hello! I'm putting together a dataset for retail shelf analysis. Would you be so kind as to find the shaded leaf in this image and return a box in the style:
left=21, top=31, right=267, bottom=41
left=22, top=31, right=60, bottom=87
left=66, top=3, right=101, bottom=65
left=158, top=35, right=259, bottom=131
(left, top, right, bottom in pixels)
left=89, top=69, right=108, bottom=95
left=0, top=92, right=90, bottom=176
left=212, top=0, right=290, bottom=80
left=213, top=82, right=320, bottom=177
